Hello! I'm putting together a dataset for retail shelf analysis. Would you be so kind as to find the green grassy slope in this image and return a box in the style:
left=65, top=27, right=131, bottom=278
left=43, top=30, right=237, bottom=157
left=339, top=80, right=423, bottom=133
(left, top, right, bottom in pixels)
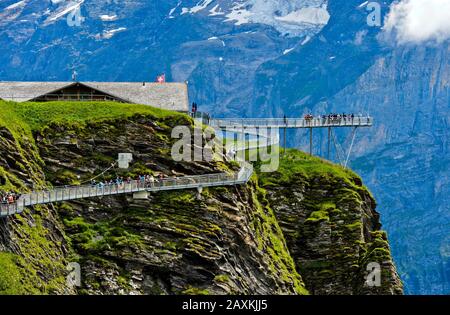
left=0, top=100, right=185, bottom=132
left=259, top=148, right=372, bottom=196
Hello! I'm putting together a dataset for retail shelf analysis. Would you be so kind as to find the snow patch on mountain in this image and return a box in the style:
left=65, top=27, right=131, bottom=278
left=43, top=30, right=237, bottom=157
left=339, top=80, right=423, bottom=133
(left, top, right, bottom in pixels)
left=100, top=14, right=117, bottom=22
left=301, top=35, right=311, bottom=45
left=209, top=4, right=224, bottom=16
left=207, top=36, right=226, bottom=46
left=274, top=6, right=330, bottom=26
left=182, top=0, right=214, bottom=15
left=0, top=0, right=28, bottom=24
left=176, top=0, right=329, bottom=37
left=97, top=27, right=127, bottom=40
left=5, top=1, right=26, bottom=11
left=358, top=1, right=369, bottom=8
left=169, top=1, right=182, bottom=18
left=283, top=47, right=295, bottom=55
left=224, top=5, right=252, bottom=25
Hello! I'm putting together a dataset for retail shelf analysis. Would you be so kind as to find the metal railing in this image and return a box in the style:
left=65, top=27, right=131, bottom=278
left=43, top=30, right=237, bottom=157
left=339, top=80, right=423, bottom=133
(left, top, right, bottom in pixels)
left=210, top=116, right=373, bottom=129
left=0, top=162, right=253, bottom=217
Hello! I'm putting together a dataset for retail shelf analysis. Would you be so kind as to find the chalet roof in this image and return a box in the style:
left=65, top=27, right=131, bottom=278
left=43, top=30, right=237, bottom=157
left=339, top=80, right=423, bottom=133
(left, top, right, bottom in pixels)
left=0, top=82, right=69, bottom=103
left=0, top=81, right=189, bottom=111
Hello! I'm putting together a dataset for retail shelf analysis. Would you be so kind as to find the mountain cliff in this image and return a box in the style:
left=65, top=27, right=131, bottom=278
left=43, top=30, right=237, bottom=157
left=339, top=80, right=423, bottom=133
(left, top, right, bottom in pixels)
left=333, top=44, right=450, bottom=294
left=0, top=101, right=402, bottom=294
left=259, top=150, right=403, bottom=295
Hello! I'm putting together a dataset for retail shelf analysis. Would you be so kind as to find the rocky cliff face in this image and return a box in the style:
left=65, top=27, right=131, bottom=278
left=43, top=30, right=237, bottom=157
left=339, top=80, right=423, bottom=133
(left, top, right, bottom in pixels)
left=0, top=101, right=402, bottom=294
left=259, top=151, right=403, bottom=294
left=0, top=102, right=306, bottom=294
left=0, top=125, right=69, bottom=294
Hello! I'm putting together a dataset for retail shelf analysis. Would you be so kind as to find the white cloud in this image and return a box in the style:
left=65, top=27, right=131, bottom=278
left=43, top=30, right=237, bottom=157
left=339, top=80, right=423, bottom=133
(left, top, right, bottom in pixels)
left=384, top=0, right=450, bottom=44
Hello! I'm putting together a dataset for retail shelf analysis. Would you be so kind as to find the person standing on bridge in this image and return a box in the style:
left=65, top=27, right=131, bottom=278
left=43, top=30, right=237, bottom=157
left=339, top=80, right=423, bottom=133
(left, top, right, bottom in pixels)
left=148, top=175, right=155, bottom=187
left=139, top=175, right=146, bottom=185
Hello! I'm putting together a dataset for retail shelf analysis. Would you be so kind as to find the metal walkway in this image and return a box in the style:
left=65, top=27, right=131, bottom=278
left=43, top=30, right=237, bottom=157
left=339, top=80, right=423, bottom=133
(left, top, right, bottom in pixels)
left=209, top=116, right=372, bottom=159
left=209, top=116, right=372, bottom=129
left=0, top=162, right=253, bottom=217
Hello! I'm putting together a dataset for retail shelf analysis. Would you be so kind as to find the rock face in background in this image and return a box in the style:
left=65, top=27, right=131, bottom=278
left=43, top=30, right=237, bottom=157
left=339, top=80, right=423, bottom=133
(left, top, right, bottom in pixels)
left=0, top=102, right=402, bottom=294
left=0, top=0, right=329, bottom=117
left=0, top=0, right=447, bottom=294
left=331, top=45, right=450, bottom=294
left=243, top=0, right=450, bottom=295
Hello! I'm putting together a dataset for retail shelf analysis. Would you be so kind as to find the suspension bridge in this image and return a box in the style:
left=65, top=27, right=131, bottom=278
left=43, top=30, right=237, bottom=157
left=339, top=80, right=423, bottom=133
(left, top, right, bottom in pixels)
left=0, top=115, right=372, bottom=217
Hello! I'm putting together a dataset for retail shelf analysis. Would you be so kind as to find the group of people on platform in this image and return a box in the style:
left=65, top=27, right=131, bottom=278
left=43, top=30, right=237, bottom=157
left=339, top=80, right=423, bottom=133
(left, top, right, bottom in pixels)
left=90, top=174, right=173, bottom=189
left=281, top=113, right=363, bottom=124
left=1, top=191, right=20, bottom=205
left=302, top=113, right=357, bottom=122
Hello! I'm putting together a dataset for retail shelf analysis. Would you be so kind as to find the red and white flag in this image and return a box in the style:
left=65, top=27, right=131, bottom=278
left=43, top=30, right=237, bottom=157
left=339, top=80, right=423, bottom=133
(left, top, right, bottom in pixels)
left=156, top=74, right=165, bottom=83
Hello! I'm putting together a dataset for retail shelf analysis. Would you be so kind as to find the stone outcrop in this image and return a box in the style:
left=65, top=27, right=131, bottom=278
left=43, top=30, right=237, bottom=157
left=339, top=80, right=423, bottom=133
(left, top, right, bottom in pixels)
left=258, top=150, right=403, bottom=294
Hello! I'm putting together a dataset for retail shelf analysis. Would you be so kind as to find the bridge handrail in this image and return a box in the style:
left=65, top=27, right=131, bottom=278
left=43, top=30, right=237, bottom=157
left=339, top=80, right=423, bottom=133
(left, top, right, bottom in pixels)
left=0, top=160, right=254, bottom=217
left=210, top=116, right=373, bottom=127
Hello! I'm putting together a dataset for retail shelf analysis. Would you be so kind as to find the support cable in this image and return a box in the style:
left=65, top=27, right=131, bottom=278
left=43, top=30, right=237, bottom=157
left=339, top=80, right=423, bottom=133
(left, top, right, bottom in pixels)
left=331, top=128, right=344, bottom=166
left=344, top=127, right=358, bottom=169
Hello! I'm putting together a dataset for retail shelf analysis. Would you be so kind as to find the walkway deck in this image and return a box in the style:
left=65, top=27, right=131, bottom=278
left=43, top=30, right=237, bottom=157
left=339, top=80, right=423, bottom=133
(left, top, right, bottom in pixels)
left=210, top=116, right=372, bottom=129
left=0, top=162, right=253, bottom=217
